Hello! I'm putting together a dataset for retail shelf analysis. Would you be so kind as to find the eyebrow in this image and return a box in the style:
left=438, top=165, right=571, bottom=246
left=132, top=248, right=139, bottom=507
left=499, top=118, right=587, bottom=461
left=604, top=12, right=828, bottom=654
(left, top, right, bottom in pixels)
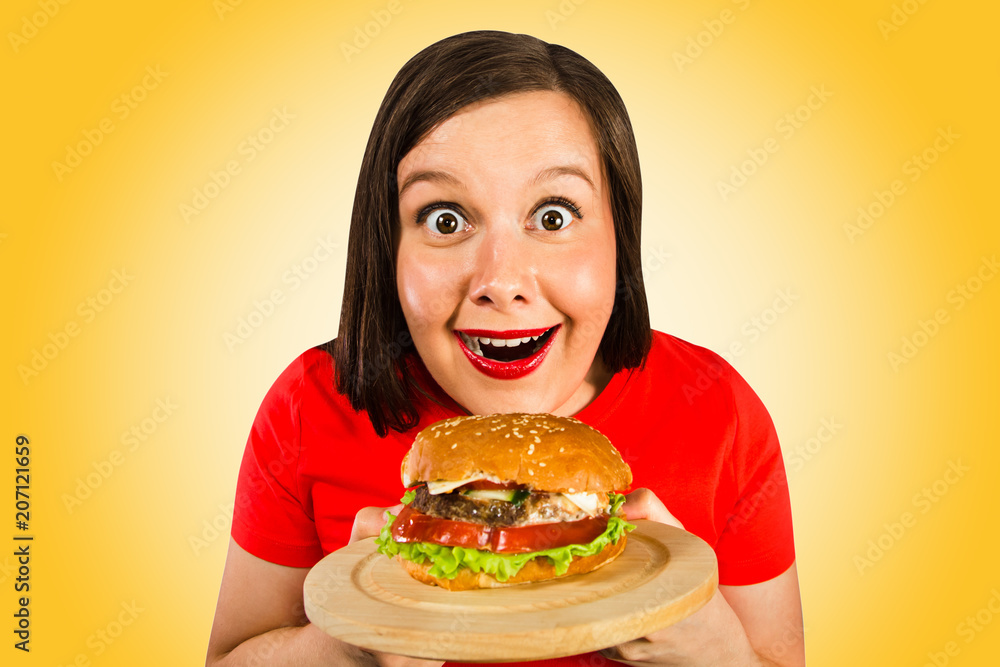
left=397, top=164, right=596, bottom=199
left=397, top=170, right=462, bottom=199
left=528, top=165, right=596, bottom=192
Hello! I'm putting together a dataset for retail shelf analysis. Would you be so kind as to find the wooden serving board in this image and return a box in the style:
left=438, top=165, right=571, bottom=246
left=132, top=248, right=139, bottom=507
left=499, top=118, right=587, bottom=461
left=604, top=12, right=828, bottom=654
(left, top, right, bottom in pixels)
left=304, top=520, right=718, bottom=663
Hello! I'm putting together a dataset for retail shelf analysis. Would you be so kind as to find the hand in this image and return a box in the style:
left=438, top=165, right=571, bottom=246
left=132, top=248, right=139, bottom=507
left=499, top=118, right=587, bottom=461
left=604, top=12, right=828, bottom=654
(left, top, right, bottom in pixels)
left=621, top=487, right=684, bottom=530
left=362, top=650, right=446, bottom=667
left=600, top=590, right=760, bottom=666
left=349, top=504, right=403, bottom=544
left=348, top=506, right=444, bottom=667
left=605, top=489, right=761, bottom=665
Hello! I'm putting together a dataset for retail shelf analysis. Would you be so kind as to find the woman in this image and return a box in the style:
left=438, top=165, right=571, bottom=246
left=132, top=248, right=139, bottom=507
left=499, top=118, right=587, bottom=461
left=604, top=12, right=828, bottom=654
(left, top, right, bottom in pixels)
left=207, top=31, right=804, bottom=666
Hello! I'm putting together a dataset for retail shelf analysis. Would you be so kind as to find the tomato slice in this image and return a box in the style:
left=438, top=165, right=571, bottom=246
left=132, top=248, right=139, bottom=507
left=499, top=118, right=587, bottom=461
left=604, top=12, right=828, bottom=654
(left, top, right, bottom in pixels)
left=491, top=517, right=608, bottom=553
left=391, top=505, right=492, bottom=550
left=390, top=506, right=608, bottom=554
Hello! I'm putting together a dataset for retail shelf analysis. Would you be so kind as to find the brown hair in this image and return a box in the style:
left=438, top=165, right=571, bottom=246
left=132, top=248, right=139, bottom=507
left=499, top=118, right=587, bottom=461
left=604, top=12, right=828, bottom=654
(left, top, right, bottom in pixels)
left=330, top=30, right=651, bottom=436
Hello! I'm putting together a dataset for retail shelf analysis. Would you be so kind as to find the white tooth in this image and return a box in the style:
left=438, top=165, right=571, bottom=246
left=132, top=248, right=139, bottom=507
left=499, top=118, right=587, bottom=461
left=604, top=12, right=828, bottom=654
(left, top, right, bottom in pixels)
left=480, top=337, right=492, bottom=345
left=520, top=337, right=532, bottom=344
left=531, top=335, right=539, bottom=341
left=492, top=338, right=507, bottom=347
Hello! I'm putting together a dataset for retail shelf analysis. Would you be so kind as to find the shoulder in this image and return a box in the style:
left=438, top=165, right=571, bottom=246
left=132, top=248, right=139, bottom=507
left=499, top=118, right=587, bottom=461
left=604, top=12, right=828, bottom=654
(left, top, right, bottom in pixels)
left=249, top=343, right=350, bottom=433
left=608, top=331, right=776, bottom=452
left=645, top=331, right=780, bottom=467
left=638, top=330, right=745, bottom=406
left=271, top=344, right=335, bottom=392
left=264, top=341, right=355, bottom=403
left=647, top=330, right=731, bottom=374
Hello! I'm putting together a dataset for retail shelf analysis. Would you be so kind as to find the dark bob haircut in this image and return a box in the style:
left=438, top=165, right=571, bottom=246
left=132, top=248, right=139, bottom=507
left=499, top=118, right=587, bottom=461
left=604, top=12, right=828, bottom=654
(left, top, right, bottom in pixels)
left=330, top=30, right=652, bottom=436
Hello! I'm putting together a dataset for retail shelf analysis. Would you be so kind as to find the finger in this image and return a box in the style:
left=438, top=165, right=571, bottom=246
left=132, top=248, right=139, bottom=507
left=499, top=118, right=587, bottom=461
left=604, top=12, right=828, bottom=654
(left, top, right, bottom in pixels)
left=622, top=488, right=684, bottom=529
left=349, top=504, right=403, bottom=544
left=599, top=644, right=655, bottom=665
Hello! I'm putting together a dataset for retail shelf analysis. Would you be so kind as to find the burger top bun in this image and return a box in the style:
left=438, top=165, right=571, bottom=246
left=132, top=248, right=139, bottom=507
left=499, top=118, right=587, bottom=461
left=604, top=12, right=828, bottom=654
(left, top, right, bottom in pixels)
left=402, top=413, right=632, bottom=493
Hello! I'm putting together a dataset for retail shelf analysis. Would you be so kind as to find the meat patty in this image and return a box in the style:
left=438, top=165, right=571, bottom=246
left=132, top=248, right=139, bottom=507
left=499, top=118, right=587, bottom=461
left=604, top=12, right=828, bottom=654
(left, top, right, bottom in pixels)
left=410, top=485, right=597, bottom=527
left=411, top=485, right=524, bottom=526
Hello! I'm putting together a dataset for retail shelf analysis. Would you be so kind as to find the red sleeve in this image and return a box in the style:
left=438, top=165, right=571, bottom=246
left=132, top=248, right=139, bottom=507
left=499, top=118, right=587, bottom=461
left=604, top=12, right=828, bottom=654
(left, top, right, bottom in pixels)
left=714, top=365, right=795, bottom=585
left=230, top=353, right=324, bottom=567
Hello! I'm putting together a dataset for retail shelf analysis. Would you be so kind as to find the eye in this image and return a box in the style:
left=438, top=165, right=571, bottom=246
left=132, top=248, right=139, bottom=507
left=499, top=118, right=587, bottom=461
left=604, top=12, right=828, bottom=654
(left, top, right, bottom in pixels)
left=531, top=198, right=582, bottom=231
left=424, top=208, right=468, bottom=235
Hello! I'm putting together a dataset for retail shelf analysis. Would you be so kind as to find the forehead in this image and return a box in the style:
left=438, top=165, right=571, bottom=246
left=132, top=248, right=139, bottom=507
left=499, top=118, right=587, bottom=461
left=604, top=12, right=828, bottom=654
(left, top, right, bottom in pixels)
left=396, top=90, right=602, bottom=191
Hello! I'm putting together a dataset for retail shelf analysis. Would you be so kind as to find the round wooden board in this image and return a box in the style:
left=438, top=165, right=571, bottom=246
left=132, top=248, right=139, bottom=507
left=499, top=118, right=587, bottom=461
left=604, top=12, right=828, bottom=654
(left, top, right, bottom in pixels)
left=304, top=520, right=718, bottom=662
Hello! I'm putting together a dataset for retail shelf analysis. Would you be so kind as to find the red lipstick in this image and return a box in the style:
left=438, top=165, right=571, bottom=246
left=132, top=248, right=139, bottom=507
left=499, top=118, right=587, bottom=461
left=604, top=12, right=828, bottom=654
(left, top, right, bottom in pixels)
left=454, top=325, right=560, bottom=380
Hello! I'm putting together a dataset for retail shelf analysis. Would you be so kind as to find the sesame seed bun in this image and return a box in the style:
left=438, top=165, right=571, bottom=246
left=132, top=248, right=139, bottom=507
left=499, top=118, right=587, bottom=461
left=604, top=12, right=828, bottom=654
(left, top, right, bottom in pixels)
left=402, top=413, right=632, bottom=493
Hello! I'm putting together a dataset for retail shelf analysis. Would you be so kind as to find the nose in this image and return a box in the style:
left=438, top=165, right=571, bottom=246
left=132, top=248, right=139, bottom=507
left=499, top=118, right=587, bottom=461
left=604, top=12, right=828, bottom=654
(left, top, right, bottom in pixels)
left=467, top=227, right=536, bottom=311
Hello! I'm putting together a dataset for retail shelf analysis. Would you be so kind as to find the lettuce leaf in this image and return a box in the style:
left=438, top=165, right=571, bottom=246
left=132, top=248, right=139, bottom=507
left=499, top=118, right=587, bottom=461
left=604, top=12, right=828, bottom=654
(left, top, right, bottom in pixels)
left=374, top=492, right=635, bottom=582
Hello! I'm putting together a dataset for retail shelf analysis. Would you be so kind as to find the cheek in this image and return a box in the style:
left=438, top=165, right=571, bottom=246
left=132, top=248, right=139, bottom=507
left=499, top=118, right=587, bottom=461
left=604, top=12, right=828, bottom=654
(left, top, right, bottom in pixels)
left=558, top=243, right=617, bottom=326
left=396, top=250, right=465, bottom=333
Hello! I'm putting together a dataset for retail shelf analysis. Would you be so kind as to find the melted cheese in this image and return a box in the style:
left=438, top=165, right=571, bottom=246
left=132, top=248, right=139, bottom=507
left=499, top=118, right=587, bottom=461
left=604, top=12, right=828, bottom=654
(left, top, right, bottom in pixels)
left=561, top=492, right=599, bottom=515
left=425, top=475, right=486, bottom=495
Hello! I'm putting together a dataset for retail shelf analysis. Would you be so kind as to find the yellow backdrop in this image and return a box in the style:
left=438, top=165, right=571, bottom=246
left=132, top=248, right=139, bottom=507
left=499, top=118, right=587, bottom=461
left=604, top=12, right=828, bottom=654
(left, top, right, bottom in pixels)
left=3, top=0, right=998, bottom=665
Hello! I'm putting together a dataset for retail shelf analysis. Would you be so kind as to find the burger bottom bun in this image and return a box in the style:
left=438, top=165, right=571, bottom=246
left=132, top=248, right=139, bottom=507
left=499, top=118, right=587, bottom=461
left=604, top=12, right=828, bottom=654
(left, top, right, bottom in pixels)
left=398, top=535, right=628, bottom=591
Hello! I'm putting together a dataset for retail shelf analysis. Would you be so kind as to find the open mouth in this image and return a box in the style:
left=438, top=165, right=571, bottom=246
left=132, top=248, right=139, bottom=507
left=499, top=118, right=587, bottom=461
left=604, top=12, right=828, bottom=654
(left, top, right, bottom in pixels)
left=457, top=326, right=557, bottom=362
left=454, top=325, right=560, bottom=380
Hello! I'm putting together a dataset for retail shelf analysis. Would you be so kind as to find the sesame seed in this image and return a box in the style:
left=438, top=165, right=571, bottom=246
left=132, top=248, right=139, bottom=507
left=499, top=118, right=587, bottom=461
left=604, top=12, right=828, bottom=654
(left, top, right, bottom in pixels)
left=529, top=430, right=537, bottom=434
left=451, top=443, right=457, bottom=449
left=475, top=432, right=481, bottom=436
left=534, top=436, right=540, bottom=444
left=539, top=462, right=546, bottom=467
left=529, top=469, right=534, bottom=475
left=559, top=447, right=564, bottom=452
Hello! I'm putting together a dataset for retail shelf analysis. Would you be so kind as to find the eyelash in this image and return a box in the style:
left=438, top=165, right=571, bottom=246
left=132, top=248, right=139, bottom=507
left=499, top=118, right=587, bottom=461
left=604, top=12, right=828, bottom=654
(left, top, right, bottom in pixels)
left=414, top=197, right=585, bottom=226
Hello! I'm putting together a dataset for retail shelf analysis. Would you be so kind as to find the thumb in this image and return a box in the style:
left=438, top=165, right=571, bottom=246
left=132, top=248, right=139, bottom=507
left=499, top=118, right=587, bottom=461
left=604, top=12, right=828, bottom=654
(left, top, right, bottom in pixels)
left=621, top=488, right=684, bottom=530
left=350, top=503, right=403, bottom=544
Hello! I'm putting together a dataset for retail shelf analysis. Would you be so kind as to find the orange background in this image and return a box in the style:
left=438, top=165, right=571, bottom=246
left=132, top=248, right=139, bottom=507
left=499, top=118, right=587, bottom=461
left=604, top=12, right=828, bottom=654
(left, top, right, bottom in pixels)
left=3, top=1, right=999, bottom=664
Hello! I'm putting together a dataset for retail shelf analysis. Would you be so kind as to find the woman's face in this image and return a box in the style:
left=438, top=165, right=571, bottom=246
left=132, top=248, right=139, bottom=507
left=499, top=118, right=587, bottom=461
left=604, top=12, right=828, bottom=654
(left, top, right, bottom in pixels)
left=395, top=90, right=617, bottom=416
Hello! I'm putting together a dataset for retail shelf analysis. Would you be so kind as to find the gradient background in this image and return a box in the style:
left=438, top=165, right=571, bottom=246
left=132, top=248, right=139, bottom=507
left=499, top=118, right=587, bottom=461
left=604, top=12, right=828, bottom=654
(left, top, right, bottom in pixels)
left=3, top=0, right=999, bottom=664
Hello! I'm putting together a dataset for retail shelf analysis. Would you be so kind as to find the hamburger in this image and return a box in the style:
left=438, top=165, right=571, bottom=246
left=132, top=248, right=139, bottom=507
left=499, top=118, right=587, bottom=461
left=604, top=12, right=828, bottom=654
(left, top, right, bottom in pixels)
left=375, top=413, right=634, bottom=590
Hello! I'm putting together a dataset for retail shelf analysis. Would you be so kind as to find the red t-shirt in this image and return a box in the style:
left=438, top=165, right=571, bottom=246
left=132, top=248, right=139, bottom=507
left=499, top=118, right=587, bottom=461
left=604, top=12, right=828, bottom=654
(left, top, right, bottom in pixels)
left=231, top=330, right=795, bottom=666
